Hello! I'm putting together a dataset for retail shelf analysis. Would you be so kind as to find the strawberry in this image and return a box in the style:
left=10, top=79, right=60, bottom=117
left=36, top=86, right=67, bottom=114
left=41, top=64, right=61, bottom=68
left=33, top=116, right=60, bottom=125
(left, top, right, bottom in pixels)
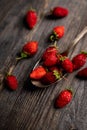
left=55, top=89, right=72, bottom=108
left=61, top=57, right=73, bottom=73
left=26, top=9, right=37, bottom=29
left=17, top=41, right=38, bottom=60
left=43, top=53, right=58, bottom=67
left=77, top=68, right=87, bottom=78
left=50, top=26, right=65, bottom=41
left=41, top=70, right=61, bottom=85
left=52, top=6, right=68, bottom=18
left=30, top=66, right=47, bottom=80
left=72, top=52, right=87, bottom=70
left=42, top=46, right=58, bottom=61
left=6, top=75, right=18, bottom=90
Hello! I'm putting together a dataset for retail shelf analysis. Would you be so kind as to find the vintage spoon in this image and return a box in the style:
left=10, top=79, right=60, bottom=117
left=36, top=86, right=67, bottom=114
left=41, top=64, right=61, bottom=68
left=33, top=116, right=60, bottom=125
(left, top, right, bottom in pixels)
left=31, top=26, right=87, bottom=88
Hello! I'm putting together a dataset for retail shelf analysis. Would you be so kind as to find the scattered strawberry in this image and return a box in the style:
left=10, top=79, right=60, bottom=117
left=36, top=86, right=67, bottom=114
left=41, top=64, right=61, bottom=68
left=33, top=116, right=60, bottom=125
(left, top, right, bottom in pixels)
left=51, top=6, right=68, bottom=18
left=26, top=9, right=37, bottom=29
left=55, top=89, right=72, bottom=108
left=50, top=26, right=65, bottom=41
left=77, top=68, right=87, bottom=78
left=41, top=70, right=61, bottom=85
left=72, top=52, right=87, bottom=70
left=30, top=66, right=47, bottom=80
left=17, top=41, right=38, bottom=60
left=6, top=75, right=18, bottom=90
left=61, top=57, right=73, bottom=73
left=42, top=46, right=58, bottom=61
left=43, top=53, right=58, bottom=67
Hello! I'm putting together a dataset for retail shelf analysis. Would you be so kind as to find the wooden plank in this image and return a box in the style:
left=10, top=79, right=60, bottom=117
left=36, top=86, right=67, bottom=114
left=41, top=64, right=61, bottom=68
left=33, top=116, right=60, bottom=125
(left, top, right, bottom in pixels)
left=0, top=0, right=87, bottom=130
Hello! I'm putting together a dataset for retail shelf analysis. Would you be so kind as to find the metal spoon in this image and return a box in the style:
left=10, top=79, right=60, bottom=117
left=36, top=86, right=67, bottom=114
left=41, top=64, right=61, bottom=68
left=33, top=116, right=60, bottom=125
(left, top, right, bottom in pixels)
left=31, top=26, right=87, bottom=88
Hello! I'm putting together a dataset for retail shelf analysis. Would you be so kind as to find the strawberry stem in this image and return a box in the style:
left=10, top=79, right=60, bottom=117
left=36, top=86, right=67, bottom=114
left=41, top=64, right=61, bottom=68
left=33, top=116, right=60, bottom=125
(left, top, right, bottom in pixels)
left=16, top=52, right=28, bottom=61
left=7, top=65, right=15, bottom=76
left=81, top=51, right=87, bottom=55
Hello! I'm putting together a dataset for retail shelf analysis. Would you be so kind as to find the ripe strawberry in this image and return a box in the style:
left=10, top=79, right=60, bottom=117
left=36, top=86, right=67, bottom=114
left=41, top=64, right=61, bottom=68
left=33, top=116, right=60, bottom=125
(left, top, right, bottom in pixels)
left=6, top=75, right=18, bottom=90
left=72, top=52, right=87, bottom=70
left=41, top=70, right=61, bottom=85
left=61, top=57, right=73, bottom=73
left=30, top=66, right=47, bottom=80
left=50, top=26, right=65, bottom=41
left=43, top=53, right=58, bottom=67
left=52, top=6, right=68, bottom=18
left=26, top=9, right=37, bottom=29
left=55, top=89, right=72, bottom=108
left=17, top=41, right=38, bottom=60
left=42, top=46, right=58, bottom=61
left=77, top=68, right=87, bottom=78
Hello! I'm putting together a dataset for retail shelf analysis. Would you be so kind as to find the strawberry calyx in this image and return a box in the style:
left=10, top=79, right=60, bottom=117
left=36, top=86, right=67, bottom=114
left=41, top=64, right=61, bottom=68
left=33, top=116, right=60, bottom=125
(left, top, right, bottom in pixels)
left=28, top=6, right=36, bottom=12
left=60, top=56, right=67, bottom=61
left=65, top=88, right=74, bottom=96
left=81, top=51, right=87, bottom=56
left=53, top=70, right=61, bottom=80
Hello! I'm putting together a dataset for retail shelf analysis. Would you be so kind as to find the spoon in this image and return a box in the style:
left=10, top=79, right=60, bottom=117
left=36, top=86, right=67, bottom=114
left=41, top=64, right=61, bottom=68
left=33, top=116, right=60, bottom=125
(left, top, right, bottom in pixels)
left=31, top=26, right=87, bottom=88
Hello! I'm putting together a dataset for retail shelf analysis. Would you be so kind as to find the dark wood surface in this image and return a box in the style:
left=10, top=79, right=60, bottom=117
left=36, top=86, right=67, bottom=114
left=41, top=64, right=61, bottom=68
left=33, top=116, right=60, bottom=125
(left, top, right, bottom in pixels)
left=0, top=0, right=87, bottom=130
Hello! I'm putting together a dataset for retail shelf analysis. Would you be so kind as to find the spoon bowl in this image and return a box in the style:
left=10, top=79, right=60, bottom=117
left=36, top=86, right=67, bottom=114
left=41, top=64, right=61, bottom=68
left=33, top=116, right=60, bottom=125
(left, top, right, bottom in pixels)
left=31, top=26, right=87, bottom=88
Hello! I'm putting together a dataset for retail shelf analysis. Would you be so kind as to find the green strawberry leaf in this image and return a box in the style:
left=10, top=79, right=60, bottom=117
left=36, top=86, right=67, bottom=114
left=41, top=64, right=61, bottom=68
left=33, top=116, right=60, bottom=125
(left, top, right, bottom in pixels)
left=53, top=70, right=61, bottom=79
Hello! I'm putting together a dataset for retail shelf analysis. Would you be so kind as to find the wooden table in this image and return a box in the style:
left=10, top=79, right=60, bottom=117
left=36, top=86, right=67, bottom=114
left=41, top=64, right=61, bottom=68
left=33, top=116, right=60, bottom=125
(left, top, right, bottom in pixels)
left=0, top=0, right=87, bottom=130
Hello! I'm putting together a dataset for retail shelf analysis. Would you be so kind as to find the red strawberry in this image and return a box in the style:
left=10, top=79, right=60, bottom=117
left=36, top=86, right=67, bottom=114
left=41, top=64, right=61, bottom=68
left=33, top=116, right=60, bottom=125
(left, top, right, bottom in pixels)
left=77, top=68, right=87, bottom=78
left=30, top=66, right=47, bottom=80
left=17, top=41, right=38, bottom=60
left=26, top=9, right=37, bottom=29
left=43, top=53, right=58, bottom=67
left=50, top=26, right=65, bottom=41
left=55, top=89, right=72, bottom=108
left=61, top=57, right=73, bottom=73
left=6, top=75, right=18, bottom=90
left=41, top=70, right=61, bottom=85
left=52, top=6, right=68, bottom=18
left=72, top=52, right=87, bottom=70
left=42, top=46, right=58, bottom=61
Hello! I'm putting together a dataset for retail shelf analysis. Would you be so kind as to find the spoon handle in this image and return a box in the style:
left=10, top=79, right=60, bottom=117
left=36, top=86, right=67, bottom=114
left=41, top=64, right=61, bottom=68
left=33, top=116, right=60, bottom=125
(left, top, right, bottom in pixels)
left=68, top=26, right=87, bottom=54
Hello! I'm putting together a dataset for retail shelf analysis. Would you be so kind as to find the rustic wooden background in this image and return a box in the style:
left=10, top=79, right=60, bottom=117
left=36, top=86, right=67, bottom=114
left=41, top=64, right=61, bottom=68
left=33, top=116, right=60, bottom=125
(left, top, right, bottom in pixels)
left=0, top=0, right=87, bottom=130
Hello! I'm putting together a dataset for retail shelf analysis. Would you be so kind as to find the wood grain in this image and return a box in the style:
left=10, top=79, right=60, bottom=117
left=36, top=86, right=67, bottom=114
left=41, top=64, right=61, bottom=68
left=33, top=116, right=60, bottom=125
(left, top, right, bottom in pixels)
left=0, top=0, right=87, bottom=130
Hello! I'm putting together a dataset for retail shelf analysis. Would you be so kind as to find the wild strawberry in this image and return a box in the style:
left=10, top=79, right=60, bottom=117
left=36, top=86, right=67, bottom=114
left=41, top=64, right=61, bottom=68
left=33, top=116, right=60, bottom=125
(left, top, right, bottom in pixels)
left=55, top=89, right=72, bottom=108
left=50, top=26, right=65, bottom=41
left=42, top=46, right=58, bottom=61
left=43, top=53, right=58, bottom=67
left=72, top=52, right=87, bottom=70
left=52, top=6, right=68, bottom=18
left=6, top=75, right=18, bottom=90
left=61, top=57, right=73, bottom=73
left=41, top=70, right=61, bottom=85
left=77, top=68, right=87, bottom=78
left=30, top=66, right=47, bottom=80
left=17, top=41, right=38, bottom=60
left=26, top=9, right=37, bottom=29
